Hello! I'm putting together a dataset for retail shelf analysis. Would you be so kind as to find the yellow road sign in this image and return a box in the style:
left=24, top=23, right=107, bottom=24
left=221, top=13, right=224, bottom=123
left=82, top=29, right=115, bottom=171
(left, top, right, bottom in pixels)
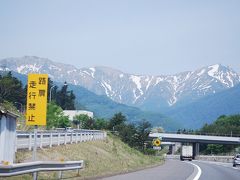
left=153, top=138, right=161, bottom=147
left=26, top=74, right=48, bottom=125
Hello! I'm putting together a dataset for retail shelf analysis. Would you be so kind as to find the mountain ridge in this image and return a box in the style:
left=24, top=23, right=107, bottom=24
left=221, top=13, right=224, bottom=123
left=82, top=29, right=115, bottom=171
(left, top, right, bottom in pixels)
left=1, top=56, right=239, bottom=112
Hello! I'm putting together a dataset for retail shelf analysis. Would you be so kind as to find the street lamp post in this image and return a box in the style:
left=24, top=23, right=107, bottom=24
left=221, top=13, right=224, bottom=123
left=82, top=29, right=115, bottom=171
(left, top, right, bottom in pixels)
left=49, top=85, right=56, bottom=102
left=49, top=82, right=67, bottom=102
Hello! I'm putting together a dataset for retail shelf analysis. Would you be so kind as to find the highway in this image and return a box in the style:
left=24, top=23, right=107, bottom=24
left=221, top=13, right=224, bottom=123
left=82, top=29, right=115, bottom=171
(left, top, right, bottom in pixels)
left=101, top=159, right=240, bottom=180
left=196, top=160, right=240, bottom=180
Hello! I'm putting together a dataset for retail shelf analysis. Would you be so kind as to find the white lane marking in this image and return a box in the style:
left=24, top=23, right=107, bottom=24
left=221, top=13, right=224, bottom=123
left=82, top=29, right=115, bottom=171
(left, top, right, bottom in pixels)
left=188, top=162, right=202, bottom=180
left=197, top=160, right=240, bottom=171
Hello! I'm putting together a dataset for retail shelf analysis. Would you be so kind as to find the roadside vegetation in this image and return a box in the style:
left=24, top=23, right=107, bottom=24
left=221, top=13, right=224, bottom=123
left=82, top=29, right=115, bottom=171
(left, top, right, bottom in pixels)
left=4, top=133, right=164, bottom=180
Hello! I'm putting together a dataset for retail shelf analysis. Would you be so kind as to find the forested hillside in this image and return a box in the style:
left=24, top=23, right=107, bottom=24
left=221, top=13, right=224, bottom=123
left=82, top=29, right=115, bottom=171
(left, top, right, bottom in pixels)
left=166, top=84, right=240, bottom=129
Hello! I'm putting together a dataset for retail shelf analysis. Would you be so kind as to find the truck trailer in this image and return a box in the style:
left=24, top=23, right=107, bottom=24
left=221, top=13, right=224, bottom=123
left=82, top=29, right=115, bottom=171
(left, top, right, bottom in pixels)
left=180, top=145, right=193, bottom=161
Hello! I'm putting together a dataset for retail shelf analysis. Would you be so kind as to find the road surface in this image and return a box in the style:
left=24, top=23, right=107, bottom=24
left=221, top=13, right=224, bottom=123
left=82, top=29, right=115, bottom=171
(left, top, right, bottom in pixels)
left=196, top=160, right=240, bottom=180
left=101, top=159, right=240, bottom=180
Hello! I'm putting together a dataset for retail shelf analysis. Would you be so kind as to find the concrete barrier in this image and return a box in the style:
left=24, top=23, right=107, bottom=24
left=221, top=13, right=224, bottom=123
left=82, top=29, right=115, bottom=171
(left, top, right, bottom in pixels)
left=196, top=155, right=234, bottom=163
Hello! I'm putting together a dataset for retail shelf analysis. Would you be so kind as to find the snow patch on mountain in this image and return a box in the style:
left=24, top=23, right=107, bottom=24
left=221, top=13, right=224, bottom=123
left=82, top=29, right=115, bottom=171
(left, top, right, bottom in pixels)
left=129, top=75, right=146, bottom=103
left=101, top=80, right=113, bottom=97
left=89, top=68, right=95, bottom=78
left=208, top=64, right=219, bottom=77
left=197, top=69, right=205, bottom=76
left=130, top=75, right=144, bottom=95
left=154, top=76, right=164, bottom=86
left=146, top=76, right=154, bottom=90
left=17, top=64, right=42, bottom=73
left=49, top=65, right=62, bottom=71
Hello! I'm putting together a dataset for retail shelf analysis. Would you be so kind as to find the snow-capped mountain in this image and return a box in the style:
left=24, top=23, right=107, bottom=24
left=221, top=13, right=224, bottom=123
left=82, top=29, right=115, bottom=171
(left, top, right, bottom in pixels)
left=1, top=56, right=239, bottom=111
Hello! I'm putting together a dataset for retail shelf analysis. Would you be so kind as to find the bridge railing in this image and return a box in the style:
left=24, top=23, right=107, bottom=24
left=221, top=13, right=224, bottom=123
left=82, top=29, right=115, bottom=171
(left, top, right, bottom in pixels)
left=16, top=129, right=107, bottom=151
left=159, top=131, right=240, bottom=137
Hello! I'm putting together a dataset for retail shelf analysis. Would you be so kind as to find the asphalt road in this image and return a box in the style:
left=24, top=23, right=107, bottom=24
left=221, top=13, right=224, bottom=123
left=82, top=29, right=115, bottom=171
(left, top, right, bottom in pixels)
left=101, top=160, right=240, bottom=180
left=101, top=160, right=194, bottom=180
left=195, top=160, right=240, bottom=180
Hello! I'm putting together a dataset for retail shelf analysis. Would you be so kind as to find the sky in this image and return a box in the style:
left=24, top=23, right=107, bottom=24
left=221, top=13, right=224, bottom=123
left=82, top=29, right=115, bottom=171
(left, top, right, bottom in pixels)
left=0, top=0, right=240, bottom=75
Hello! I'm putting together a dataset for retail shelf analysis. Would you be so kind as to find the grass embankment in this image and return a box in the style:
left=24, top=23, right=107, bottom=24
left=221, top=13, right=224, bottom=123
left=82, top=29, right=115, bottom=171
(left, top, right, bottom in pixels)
left=3, top=133, right=164, bottom=180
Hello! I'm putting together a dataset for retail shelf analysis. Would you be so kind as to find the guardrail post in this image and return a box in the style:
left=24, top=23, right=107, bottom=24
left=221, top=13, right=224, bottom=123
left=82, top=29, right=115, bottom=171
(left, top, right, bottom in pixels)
left=50, top=132, right=53, bottom=148
left=71, top=132, right=73, bottom=144
left=58, top=132, right=60, bottom=146
left=29, top=133, right=32, bottom=151
left=64, top=132, right=67, bottom=145
left=33, top=171, right=38, bottom=180
left=77, top=168, right=80, bottom=176
left=83, top=133, right=85, bottom=142
left=58, top=171, right=62, bottom=179
left=75, top=132, right=78, bottom=144
left=40, top=132, right=43, bottom=148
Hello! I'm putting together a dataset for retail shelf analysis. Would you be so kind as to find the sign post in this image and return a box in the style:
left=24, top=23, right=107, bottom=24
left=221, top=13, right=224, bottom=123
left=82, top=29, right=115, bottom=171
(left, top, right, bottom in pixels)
left=26, top=74, right=48, bottom=180
left=152, top=137, right=162, bottom=152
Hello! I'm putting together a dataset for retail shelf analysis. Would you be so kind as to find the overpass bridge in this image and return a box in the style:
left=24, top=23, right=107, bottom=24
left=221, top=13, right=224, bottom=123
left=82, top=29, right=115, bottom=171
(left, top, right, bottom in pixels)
left=149, top=133, right=240, bottom=158
left=149, top=132, right=240, bottom=145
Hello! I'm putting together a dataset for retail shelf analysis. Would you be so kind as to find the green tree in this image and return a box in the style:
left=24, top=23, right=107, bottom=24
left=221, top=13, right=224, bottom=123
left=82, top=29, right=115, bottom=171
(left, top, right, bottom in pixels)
left=84, top=117, right=95, bottom=129
left=74, top=114, right=92, bottom=129
left=0, top=72, right=26, bottom=105
left=135, top=119, right=152, bottom=152
left=118, top=123, right=138, bottom=147
left=46, top=102, right=70, bottom=129
left=199, top=115, right=240, bottom=154
left=94, top=118, right=109, bottom=130
left=56, top=82, right=76, bottom=110
left=108, top=112, right=126, bottom=131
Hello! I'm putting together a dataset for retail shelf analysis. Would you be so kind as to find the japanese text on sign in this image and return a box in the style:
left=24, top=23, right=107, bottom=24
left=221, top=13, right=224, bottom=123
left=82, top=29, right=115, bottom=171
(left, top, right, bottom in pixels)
left=26, top=74, right=48, bottom=125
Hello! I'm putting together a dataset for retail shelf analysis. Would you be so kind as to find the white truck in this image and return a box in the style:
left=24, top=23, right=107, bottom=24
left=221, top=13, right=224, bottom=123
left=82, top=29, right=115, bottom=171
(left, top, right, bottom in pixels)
left=180, top=145, right=193, bottom=161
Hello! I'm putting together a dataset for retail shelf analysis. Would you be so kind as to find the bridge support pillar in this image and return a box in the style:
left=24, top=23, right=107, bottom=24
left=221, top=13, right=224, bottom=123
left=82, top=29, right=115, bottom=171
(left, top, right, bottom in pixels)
left=193, top=143, right=200, bottom=159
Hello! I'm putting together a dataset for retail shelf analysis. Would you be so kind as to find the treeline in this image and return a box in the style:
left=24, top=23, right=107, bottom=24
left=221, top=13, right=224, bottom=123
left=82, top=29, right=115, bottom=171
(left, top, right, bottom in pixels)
left=0, top=72, right=77, bottom=129
left=199, top=115, right=240, bottom=154
left=47, top=107, right=154, bottom=153
left=0, top=71, right=75, bottom=110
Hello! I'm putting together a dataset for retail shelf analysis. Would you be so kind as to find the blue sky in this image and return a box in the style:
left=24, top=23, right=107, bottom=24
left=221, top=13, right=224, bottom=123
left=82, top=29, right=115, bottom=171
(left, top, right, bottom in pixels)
left=0, top=0, right=240, bottom=75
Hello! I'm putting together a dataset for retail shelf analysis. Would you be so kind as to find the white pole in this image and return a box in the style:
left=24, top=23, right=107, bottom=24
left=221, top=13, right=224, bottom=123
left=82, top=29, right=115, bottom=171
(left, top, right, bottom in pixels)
left=33, top=125, right=38, bottom=180
left=49, top=85, right=56, bottom=102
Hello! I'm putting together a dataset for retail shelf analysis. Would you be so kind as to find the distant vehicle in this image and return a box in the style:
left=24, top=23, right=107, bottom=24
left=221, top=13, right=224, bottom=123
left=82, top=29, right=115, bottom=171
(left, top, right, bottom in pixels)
left=233, top=154, right=240, bottom=167
left=180, top=145, right=193, bottom=161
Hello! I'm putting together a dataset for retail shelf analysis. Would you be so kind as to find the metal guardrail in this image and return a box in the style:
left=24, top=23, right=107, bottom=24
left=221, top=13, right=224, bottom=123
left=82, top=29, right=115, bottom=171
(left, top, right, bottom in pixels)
left=0, top=160, right=84, bottom=178
left=16, top=130, right=107, bottom=151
